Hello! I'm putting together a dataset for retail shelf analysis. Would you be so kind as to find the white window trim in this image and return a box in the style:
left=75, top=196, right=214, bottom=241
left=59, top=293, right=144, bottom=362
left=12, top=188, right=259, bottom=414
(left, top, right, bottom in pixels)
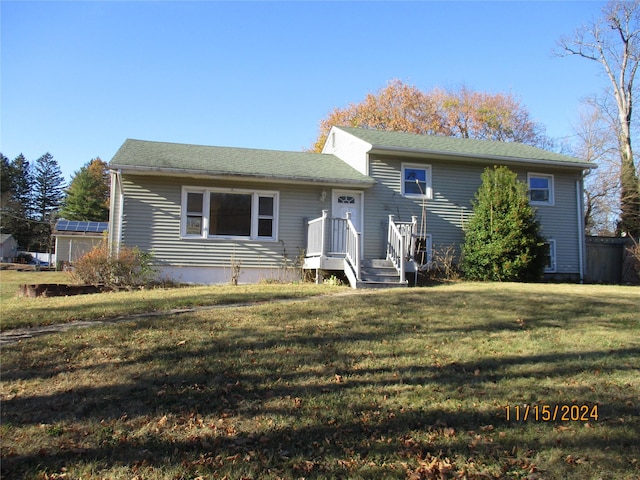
left=401, top=162, right=433, bottom=199
left=544, top=239, right=556, bottom=273
left=181, top=187, right=279, bottom=241
left=528, top=172, right=554, bottom=206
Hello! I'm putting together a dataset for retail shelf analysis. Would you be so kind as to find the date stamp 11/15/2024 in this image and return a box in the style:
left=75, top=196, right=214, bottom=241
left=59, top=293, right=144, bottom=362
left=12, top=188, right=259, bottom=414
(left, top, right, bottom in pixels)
left=505, top=404, right=599, bottom=422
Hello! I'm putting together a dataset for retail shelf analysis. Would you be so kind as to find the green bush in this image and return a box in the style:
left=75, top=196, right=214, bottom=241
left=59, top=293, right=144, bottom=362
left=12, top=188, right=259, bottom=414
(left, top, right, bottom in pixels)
left=462, top=166, right=546, bottom=281
left=70, top=241, right=156, bottom=287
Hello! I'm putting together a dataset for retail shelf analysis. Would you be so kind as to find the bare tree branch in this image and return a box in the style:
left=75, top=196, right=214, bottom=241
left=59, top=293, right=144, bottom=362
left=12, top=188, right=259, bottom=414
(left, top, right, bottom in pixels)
left=558, top=0, right=640, bottom=237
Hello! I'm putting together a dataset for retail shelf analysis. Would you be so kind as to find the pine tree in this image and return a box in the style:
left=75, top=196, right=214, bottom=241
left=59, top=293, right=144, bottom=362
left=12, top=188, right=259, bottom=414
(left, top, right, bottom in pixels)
left=462, top=166, right=547, bottom=281
left=60, top=158, right=110, bottom=221
left=0, top=154, right=35, bottom=249
left=10, top=154, right=34, bottom=218
left=0, top=153, right=12, bottom=198
left=32, top=153, right=65, bottom=251
left=0, top=153, right=14, bottom=234
left=33, top=153, right=65, bottom=222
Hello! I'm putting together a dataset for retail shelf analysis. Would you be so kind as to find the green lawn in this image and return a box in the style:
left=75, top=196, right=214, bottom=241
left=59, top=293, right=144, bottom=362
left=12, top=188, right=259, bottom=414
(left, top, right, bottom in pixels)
left=0, top=270, right=340, bottom=331
left=0, top=269, right=69, bottom=303
left=1, top=282, right=638, bottom=479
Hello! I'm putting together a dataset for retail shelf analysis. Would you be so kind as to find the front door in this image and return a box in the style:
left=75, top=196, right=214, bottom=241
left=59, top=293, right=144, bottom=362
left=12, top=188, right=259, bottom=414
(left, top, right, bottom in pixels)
left=331, top=190, right=362, bottom=254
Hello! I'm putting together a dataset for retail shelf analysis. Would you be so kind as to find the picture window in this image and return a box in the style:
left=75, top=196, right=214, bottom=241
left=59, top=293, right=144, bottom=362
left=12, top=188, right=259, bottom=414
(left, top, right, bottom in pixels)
left=182, top=188, right=278, bottom=240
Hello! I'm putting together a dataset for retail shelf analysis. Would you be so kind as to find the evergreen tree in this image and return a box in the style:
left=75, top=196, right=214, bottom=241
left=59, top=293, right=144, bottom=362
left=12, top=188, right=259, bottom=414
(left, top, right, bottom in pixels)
left=0, top=154, right=35, bottom=249
left=0, top=153, right=12, bottom=198
left=32, top=153, right=65, bottom=251
left=462, top=166, right=547, bottom=281
left=0, top=153, right=14, bottom=234
left=10, top=154, right=34, bottom=218
left=33, top=152, right=65, bottom=222
left=60, top=158, right=110, bottom=221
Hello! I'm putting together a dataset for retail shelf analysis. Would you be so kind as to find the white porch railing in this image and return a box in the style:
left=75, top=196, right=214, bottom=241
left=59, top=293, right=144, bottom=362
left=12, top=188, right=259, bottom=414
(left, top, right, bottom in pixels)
left=306, top=210, right=359, bottom=259
left=306, top=212, right=327, bottom=257
left=305, top=210, right=361, bottom=283
left=329, top=218, right=349, bottom=256
left=344, top=212, right=361, bottom=281
left=306, top=211, right=417, bottom=286
left=394, top=216, right=418, bottom=261
left=386, top=215, right=418, bottom=284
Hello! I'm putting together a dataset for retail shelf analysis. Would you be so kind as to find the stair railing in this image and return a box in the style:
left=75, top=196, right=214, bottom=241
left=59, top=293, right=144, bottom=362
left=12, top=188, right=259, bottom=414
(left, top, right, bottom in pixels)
left=386, top=215, right=406, bottom=284
left=306, top=209, right=328, bottom=257
left=344, top=212, right=361, bottom=282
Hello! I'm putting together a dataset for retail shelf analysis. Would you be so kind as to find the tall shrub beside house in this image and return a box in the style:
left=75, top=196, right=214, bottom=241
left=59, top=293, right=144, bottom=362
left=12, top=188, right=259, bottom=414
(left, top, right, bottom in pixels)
left=70, top=241, right=156, bottom=287
left=462, top=166, right=547, bottom=281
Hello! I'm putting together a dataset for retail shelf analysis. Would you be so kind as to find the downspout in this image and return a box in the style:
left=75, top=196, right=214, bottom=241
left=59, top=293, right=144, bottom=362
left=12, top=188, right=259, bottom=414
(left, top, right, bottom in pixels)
left=108, top=169, right=124, bottom=256
left=576, top=179, right=585, bottom=283
left=116, top=169, right=124, bottom=256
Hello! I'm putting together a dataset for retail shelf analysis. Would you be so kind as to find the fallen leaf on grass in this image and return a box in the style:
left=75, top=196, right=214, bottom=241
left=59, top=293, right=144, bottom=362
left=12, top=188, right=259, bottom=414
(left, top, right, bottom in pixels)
left=407, top=454, right=455, bottom=480
left=157, top=415, right=168, bottom=428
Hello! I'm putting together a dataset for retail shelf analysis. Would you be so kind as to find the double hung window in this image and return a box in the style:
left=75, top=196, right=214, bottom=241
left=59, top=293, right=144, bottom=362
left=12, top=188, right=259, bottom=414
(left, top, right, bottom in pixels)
left=528, top=173, right=554, bottom=205
left=543, top=240, right=556, bottom=273
left=183, top=188, right=278, bottom=240
left=402, top=163, right=432, bottom=198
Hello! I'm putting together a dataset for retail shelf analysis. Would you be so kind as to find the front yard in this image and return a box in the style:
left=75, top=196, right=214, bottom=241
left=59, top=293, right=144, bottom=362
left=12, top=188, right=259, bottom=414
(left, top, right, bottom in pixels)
left=0, top=281, right=638, bottom=479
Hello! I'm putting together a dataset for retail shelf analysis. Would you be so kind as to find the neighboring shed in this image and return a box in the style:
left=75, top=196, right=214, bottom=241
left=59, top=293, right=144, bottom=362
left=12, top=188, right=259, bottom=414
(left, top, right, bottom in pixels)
left=52, top=220, right=108, bottom=264
left=0, top=234, right=18, bottom=262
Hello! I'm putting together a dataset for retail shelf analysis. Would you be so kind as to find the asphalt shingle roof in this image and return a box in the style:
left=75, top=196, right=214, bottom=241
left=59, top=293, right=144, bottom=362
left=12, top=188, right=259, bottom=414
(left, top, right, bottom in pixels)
left=337, top=126, right=592, bottom=167
left=110, top=139, right=375, bottom=186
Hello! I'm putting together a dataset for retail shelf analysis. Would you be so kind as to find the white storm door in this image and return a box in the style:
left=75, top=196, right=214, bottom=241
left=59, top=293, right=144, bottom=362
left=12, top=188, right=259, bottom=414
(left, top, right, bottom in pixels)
left=331, top=190, right=362, bottom=255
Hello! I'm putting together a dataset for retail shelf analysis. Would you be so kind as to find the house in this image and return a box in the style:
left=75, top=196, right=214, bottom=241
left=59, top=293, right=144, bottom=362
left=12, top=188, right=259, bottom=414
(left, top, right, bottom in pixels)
left=108, top=126, right=595, bottom=287
left=0, top=234, right=18, bottom=263
left=53, top=220, right=109, bottom=265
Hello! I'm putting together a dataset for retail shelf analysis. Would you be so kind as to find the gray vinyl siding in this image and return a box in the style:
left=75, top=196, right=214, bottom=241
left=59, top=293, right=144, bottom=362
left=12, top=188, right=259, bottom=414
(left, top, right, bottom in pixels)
left=119, top=174, right=335, bottom=269
left=521, top=171, right=582, bottom=274
left=364, top=155, right=583, bottom=274
left=364, top=155, right=478, bottom=259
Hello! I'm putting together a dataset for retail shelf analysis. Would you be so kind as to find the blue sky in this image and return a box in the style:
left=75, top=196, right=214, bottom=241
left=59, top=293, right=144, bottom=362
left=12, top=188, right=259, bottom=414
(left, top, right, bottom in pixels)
left=1, top=1, right=606, bottom=182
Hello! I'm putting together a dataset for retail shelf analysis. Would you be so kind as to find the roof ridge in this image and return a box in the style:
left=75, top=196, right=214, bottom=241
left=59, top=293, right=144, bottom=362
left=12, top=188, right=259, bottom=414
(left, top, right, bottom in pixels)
left=123, top=138, right=321, bottom=157
left=110, top=138, right=375, bottom=186
left=335, top=126, right=590, bottom=166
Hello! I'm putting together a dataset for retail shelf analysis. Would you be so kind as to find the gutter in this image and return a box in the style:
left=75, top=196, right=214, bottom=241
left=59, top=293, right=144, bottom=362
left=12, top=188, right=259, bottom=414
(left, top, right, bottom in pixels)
left=368, top=145, right=597, bottom=170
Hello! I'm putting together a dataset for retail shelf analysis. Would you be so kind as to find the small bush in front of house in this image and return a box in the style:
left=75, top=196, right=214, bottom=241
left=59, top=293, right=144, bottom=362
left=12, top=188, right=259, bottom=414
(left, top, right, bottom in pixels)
left=422, top=244, right=462, bottom=282
left=70, top=242, right=156, bottom=288
left=462, top=165, right=547, bottom=282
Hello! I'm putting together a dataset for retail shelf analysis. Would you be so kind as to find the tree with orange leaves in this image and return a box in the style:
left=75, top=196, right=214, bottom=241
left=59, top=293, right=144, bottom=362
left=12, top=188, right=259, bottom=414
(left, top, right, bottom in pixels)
left=311, top=80, right=550, bottom=152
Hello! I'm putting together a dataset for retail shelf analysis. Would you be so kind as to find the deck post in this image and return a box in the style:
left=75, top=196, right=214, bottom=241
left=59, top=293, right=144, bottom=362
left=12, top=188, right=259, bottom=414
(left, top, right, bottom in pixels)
left=410, top=215, right=418, bottom=260
left=387, top=214, right=395, bottom=259
left=320, top=209, right=328, bottom=257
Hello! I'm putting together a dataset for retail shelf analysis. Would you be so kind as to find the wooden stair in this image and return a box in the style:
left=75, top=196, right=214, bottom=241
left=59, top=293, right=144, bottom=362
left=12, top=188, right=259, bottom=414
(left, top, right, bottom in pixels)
left=356, top=259, right=408, bottom=288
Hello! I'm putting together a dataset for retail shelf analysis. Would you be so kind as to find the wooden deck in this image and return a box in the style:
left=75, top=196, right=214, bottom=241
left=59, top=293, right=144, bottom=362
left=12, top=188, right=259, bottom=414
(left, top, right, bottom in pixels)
left=303, top=211, right=419, bottom=288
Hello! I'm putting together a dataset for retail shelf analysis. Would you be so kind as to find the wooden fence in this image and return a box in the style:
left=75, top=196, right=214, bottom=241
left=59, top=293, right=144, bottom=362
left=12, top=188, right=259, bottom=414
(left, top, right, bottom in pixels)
left=585, top=236, right=639, bottom=284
